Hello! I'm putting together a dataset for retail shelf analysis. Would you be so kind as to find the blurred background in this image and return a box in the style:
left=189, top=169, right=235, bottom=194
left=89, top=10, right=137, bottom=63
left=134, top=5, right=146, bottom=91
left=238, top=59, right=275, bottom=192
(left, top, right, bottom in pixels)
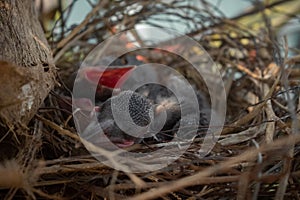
left=35, top=0, right=300, bottom=55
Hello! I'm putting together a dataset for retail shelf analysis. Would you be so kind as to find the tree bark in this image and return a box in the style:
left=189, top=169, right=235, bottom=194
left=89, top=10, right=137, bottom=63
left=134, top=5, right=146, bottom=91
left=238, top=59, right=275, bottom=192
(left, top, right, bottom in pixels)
left=0, top=0, right=56, bottom=128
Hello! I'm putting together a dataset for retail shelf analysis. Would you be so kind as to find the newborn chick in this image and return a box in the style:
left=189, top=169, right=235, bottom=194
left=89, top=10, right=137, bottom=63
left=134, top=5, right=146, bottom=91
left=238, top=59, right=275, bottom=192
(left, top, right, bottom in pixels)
left=81, top=87, right=211, bottom=148
left=68, top=66, right=210, bottom=148
left=82, top=91, right=154, bottom=148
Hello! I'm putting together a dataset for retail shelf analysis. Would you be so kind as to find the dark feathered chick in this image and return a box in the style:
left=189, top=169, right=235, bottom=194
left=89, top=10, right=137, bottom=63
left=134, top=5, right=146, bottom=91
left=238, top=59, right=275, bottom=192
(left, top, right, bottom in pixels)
left=72, top=67, right=211, bottom=148
left=82, top=90, right=154, bottom=148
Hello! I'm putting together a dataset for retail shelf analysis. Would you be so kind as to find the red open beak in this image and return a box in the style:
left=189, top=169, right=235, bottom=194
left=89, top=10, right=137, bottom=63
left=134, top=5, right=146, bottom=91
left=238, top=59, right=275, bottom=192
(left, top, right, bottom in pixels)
left=81, top=66, right=136, bottom=89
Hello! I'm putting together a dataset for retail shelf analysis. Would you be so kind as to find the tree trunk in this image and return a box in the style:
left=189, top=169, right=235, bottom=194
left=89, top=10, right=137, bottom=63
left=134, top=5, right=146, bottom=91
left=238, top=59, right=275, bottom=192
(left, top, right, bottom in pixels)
left=0, top=0, right=56, bottom=128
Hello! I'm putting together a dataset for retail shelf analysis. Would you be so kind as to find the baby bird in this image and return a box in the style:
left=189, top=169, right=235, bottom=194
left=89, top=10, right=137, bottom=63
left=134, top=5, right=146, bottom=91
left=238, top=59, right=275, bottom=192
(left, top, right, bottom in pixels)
left=70, top=66, right=210, bottom=148
left=78, top=90, right=153, bottom=148
left=80, top=85, right=210, bottom=148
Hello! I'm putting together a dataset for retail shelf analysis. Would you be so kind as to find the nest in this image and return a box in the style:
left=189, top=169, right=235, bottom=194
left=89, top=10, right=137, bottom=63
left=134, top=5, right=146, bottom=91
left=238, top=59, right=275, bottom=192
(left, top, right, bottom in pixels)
left=1, top=1, right=300, bottom=199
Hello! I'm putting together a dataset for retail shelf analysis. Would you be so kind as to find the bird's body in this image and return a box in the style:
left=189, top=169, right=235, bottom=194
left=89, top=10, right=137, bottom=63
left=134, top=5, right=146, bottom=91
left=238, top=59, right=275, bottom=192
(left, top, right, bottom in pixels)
left=97, top=90, right=153, bottom=144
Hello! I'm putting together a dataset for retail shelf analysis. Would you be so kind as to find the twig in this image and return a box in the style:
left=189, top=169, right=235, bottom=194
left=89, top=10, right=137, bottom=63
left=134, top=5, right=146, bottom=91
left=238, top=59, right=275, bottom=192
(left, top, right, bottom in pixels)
left=128, top=133, right=300, bottom=200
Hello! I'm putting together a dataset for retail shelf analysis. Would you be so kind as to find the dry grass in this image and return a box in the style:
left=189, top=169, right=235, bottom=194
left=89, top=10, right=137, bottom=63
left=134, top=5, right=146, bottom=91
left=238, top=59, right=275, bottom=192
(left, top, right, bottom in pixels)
left=1, top=1, right=300, bottom=199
